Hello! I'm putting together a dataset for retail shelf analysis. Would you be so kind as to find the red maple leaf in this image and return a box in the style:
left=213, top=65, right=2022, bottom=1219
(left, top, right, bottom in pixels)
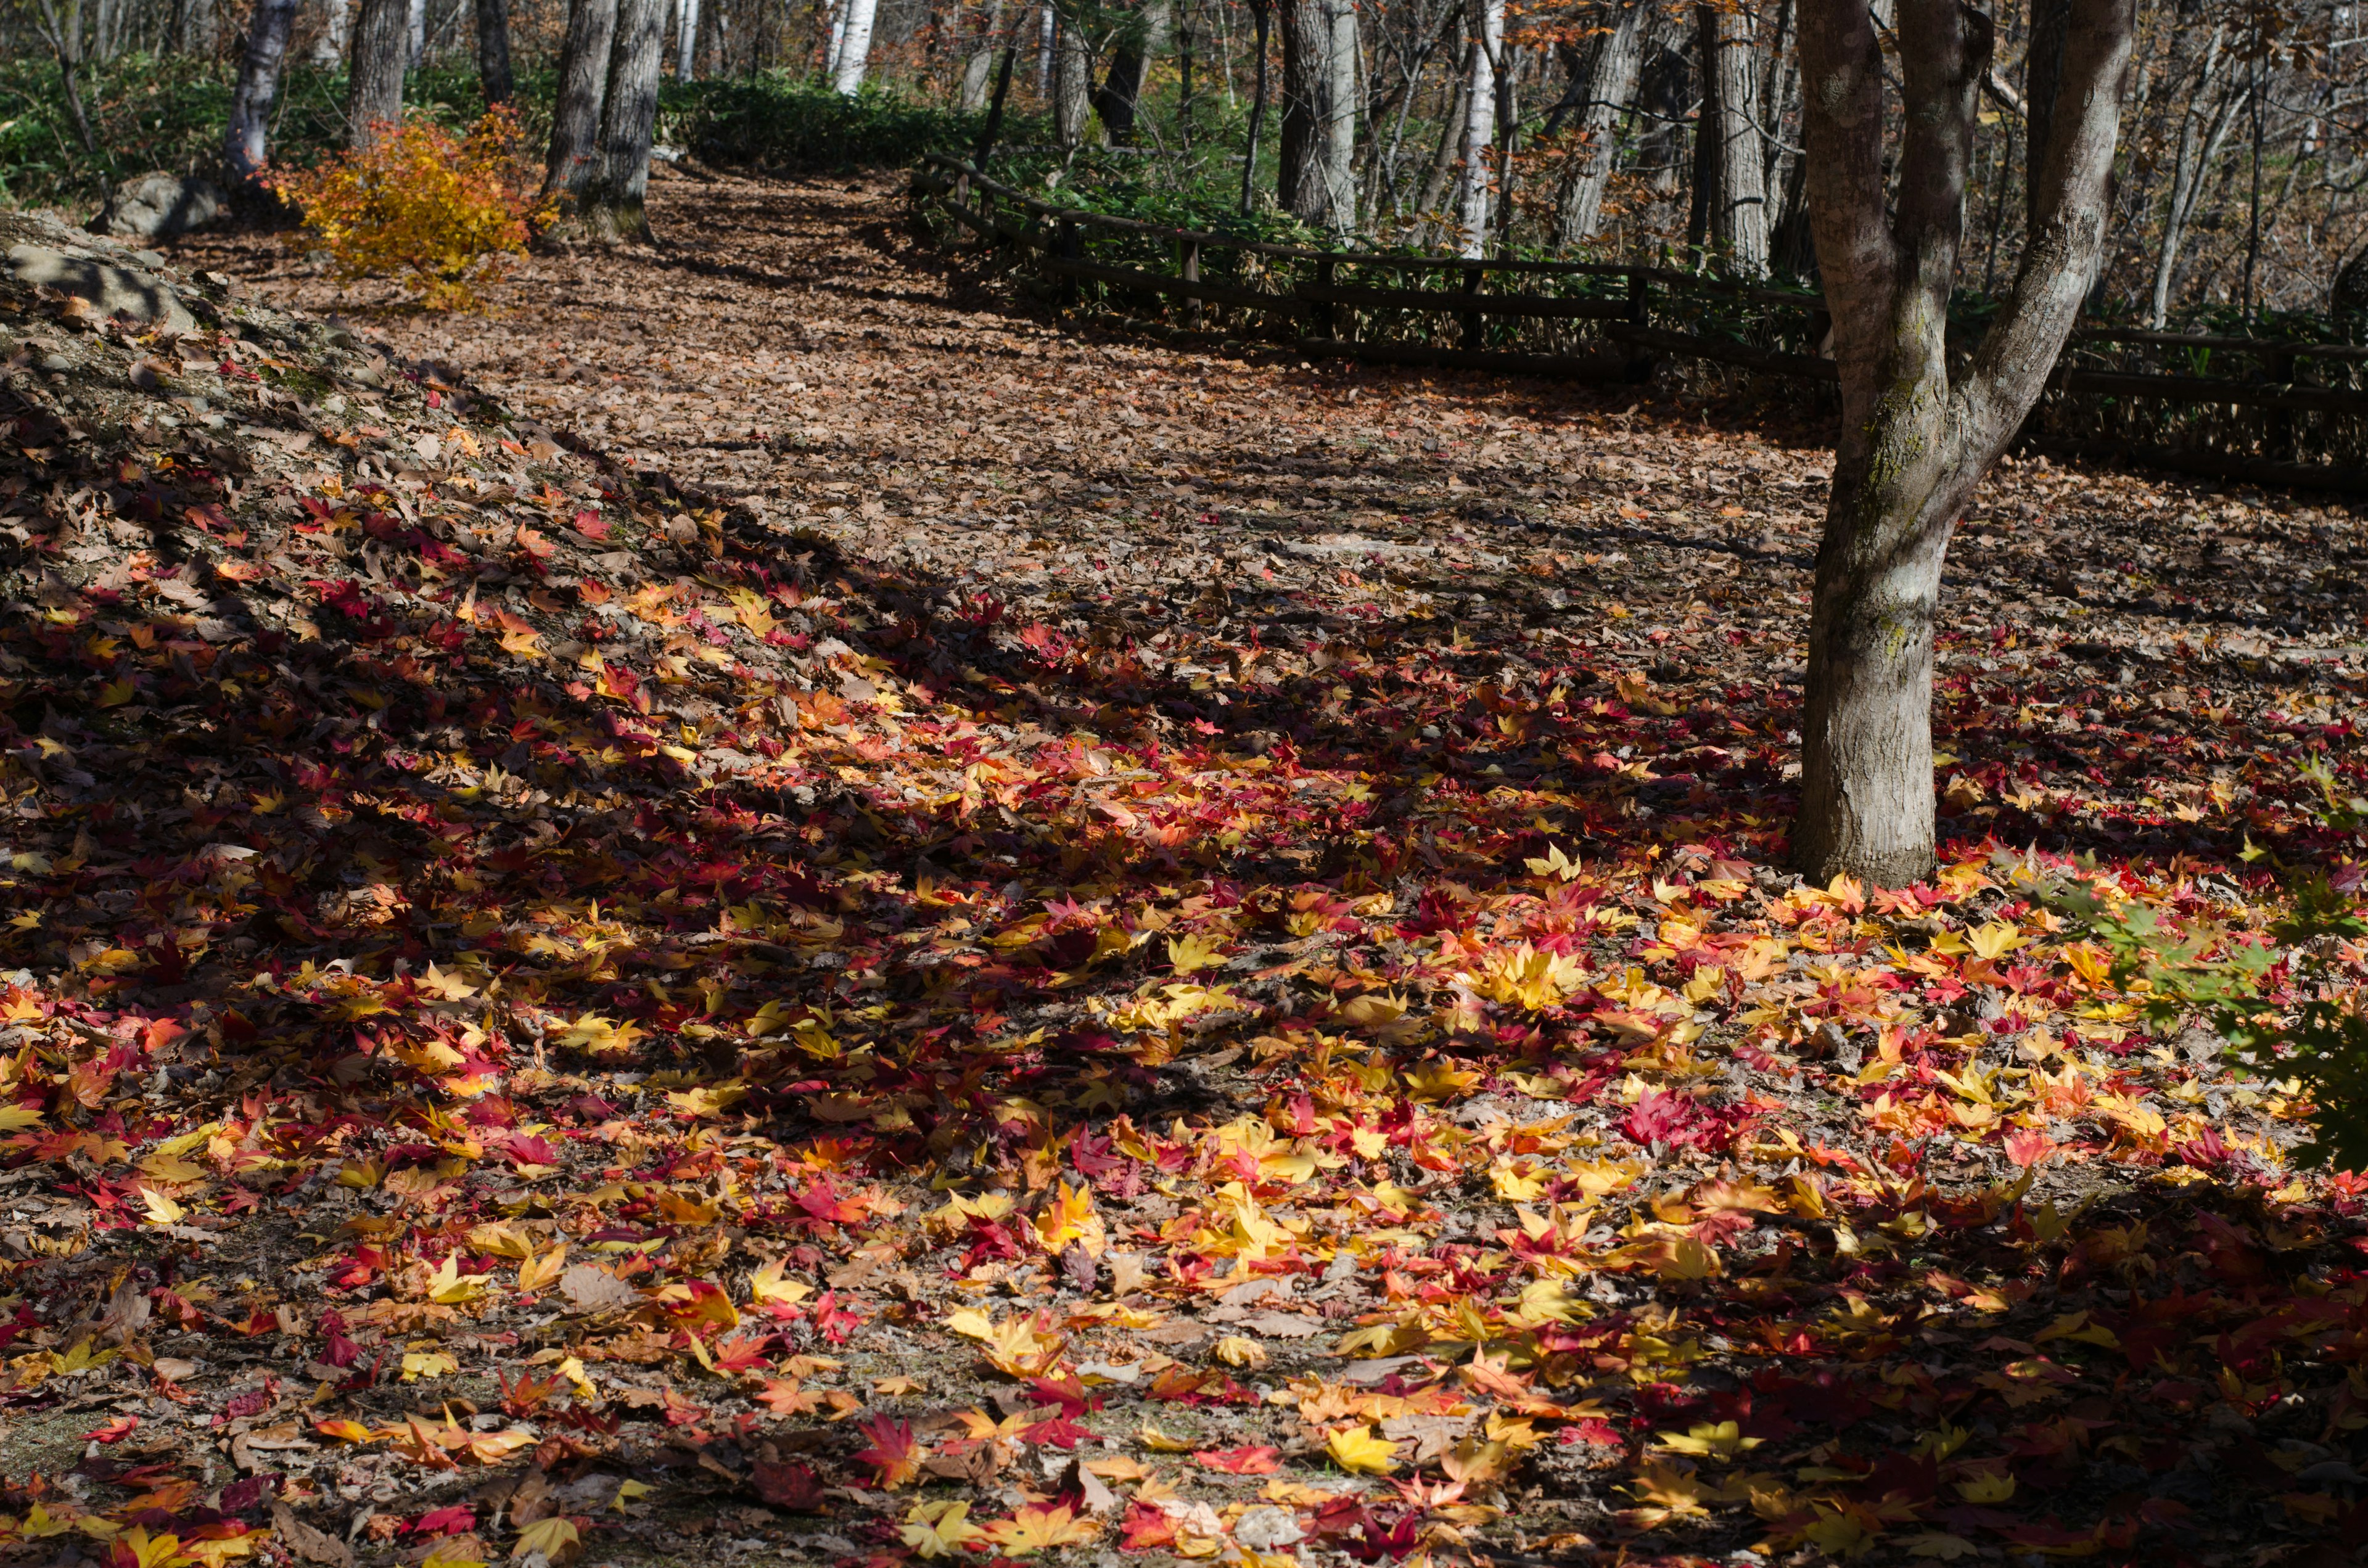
left=852, top=1414, right=923, bottom=1489
left=1194, top=1445, right=1282, bottom=1475
left=748, top=1459, right=827, bottom=1511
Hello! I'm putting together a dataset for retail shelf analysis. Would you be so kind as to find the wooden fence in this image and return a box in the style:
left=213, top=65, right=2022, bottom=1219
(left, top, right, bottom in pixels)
left=911, top=153, right=2368, bottom=493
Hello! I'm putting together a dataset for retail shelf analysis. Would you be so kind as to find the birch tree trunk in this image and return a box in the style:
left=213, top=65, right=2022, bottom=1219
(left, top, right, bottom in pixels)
left=404, top=0, right=422, bottom=68
left=832, top=0, right=876, bottom=91
left=1452, top=0, right=1503, bottom=257
left=224, top=0, right=299, bottom=188
left=1554, top=0, right=1645, bottom=247
left=476, top=0, right=513, bottom=102
left=311, top=0, right=348, bottom=67
left=1791, top=0, right=2134, bottom=885
left=345, top=0, right=408, bottom=147
left=1053, top=14, right=1094, bottom=146
left=545, top=0, right=617, bottom=199
left=580, top=0, right=667, bottom=242
left=674, top=0, right=697, bottom=80
left=1698, top=0, right=1767, bottom=274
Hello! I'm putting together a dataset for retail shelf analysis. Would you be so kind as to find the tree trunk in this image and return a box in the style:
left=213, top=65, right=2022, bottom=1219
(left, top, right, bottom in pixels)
left=311, top=0, right=348, bottom=66
left=2148, top=33, right=2242, bottom=326
left=1278, top=0, right=1355, bottom=228
left=1053, top=14, right=1093, bottom=146
left=405, top=0, right=423, bottom=67
left=580, top=0, right=667, bottom=241
left=1634, top=11, right=1687, bottom=198
left=1093, top=0, right=1172, bottom=143
left=224, top=0, right=300, bottom=188
left=1414, top=37, right=1470, bottom=226
left=545, top=0, right=617, bottom=198
left=960, top=0, right=1004, bottom=109
left=1553, top=0, right=1645, bottom=247
left=1698, top=0, right=1767, bottom=274
left=2023, top=0, right=2068, bottom=242
left=475, top=0, right=513, bottom=101
left=345, top=0, right=408, bottom=147
left=1240, top=0, right=1270, bottom=213
left=1451, top=0, right=1502, bottom=256
left=675, top=0, right=697, bottom=78
left=832, top=0, right=876, bottom=91
left=1791, top=0, right=2134, bottom=886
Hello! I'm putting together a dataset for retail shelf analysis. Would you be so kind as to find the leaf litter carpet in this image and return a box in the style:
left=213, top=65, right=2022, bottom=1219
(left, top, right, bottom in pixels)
left=2, top=172, right=2368, bottom=1567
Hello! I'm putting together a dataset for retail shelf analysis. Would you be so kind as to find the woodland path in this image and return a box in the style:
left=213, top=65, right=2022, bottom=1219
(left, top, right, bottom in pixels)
left=0, top=171, right=2350, bottom=1568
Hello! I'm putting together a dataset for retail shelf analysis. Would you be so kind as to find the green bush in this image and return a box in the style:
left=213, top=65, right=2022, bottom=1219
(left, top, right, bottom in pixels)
left=668, top=75, right=1035, bottom=175
left=0, top=52, right=534, bottom=215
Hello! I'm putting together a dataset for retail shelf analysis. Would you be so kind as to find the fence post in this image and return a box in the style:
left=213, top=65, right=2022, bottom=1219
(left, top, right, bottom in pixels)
left=1627, top=269, right=1647, bottom=325
left=2267, top=346, right=2299, bottom=462
left=1462, top=264, right=1484, bottom=352
left=1180, top=237, right=1202, bottom=330
left=1314, top=257, right=1337, bottom=342
left=1057, top=216, right=1080, bottom=310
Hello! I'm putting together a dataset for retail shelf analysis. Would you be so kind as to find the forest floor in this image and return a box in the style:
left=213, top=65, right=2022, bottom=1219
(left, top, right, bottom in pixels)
left=2, top=169, right=2368, bottom=1568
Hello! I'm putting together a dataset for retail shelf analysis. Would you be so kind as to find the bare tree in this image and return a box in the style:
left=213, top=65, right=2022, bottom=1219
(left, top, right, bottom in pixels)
left=476, top=0, right=513, bottom=102
left=345, top=0, right=408, bottom=147
left=1451, top=0, right=1503, bottom=255
left=1698, top=0, right=1768, bottom=273
left=1791, top=0, right=2136, bottom=884
left=579, top=0, right=667, bottom=240
left=545, top=0, right=618, bottom=200
left=2148, top=26, right=2247, bottom=325
left=1552, top=0, right=1646, bottom=245
left=224, top=0, right=300, bottom=187
left=1095, top=0, right=1174, bottom=141
left=1280, top=0, right=1358, bottom=226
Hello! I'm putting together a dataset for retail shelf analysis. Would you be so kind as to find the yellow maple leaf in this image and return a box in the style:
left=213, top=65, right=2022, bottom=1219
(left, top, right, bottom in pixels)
left=139, top=1188, right=184, bottom=1226
left=1033, top=1181, right=1107, bottom=1257
left=1326, top=1427, right=1399, bottom=1475
left=902, top=1500, right=987, bottom=1559
left=517, top=1242, right=569, bottom=1294
left=1955, top=1471, right=2015, bottom=1503
left=401, top=1351, right=459, bottom=1381
left=982, top=1502, right=1098, bottom=1555
left=1167, top=931, right=1227, bottom=975
left=750, top=1255, right=815, bottom=1308
left=509, top=1516, right=578, bottom=1562
left=426, top=1254, right=488, bottom=1305
left=1966, top=922, right=2027, bottom=961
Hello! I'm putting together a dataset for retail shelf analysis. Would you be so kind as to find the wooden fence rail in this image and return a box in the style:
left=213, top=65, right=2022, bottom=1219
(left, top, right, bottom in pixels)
left=912, top=154, right=2368, bottom=491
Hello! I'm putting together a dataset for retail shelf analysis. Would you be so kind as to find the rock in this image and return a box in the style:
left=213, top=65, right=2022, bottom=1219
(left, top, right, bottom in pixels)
left=95, top=173, right=225, bottom=240
left=6, top=244, right=197, bottom=335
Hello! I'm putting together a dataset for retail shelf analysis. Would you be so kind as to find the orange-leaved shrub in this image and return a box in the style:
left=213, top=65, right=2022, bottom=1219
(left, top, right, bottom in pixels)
left=271, top=109, right=549, bottom=311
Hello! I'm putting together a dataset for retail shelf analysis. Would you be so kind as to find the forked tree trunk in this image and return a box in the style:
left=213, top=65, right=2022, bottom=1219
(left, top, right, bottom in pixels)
left=1553, top=0, right=1645, bottom=247
left=344, top=0, right=408, bottom=147
left=580, top=0, right=667, bottom=242
left=1791, top=0, right=2134, bottom=885
left=476, top=0, right=513, bottom=102
left=224, top=0, right=299, bottom=188
left=1277, top=0, right=1355, bottom=228
left=545, top=0, right=618, bottom=200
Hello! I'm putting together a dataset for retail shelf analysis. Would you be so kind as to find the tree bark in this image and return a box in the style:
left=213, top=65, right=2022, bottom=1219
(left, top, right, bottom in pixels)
left=674, top=0, right=697, bottom=79
left=1240, top=0, right=1270, bottom=213
left=1414, top=36, right=1470, bottom=225
left=345, top=0, right=408, bottom=148
left=1278, top=0, right=1355, bottom=228
left=1093, top=0, right=1172, bottom=143
left=1791, top=0, right=2134, bottom=885
left=1698, top=0, right=1767, bottom=274
left=2023, top=0, right=2068, bottom=242
left=1451, top=0, right=1502, bottom=256
left=311, top=0, right=349, bottom=67
left=2148, top=31, right=2242, bottom=327
left=224, top=0, right=300, bottom=188
left=580, top=0, right=667, bottom=242
left=475, top=0, right=513, bottom=102
left=832, top=0, right=876, bottom=91
left=1553, top=0, right=1645, bottom=247
left=545, top=0, right=617, bottom=199
left=960, top=0, right=1005, bottom=109
left=1053, top=14, right=1094, bottom=146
